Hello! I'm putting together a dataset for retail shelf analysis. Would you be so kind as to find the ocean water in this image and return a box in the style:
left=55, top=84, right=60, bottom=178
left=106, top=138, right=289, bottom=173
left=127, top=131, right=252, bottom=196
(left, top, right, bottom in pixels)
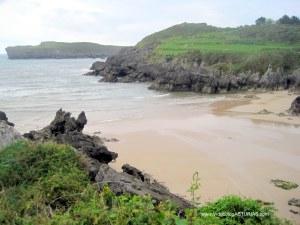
left=0, top=54, right=219, bottom=132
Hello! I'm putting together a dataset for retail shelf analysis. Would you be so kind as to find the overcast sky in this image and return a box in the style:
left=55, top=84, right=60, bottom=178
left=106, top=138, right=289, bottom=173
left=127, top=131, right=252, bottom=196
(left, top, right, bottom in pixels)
left=0, top=0, right=299, bottom=53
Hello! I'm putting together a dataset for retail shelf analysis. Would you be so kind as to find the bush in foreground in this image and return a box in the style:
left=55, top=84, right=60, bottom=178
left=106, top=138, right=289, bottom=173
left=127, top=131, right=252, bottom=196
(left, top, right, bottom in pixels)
left=0, top=141, right=290, bottom=224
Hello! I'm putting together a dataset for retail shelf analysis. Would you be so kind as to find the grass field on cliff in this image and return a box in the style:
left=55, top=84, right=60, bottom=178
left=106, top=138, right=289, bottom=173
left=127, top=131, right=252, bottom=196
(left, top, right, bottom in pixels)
left=156, top=35, right=299, bottom=56
left=139, top=23, right=300, bottom=73
left=0, top=141, right=290, bottom=225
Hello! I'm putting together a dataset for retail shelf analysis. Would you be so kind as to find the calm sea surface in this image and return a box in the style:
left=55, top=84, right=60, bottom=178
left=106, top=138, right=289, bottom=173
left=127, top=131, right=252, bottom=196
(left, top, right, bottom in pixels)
left=0, top=54, right=220, bottom=132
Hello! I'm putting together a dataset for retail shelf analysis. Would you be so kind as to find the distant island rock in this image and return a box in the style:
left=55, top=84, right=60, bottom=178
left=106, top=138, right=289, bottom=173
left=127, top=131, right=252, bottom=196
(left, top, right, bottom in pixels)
left=5, top=41, right=128, bottom=59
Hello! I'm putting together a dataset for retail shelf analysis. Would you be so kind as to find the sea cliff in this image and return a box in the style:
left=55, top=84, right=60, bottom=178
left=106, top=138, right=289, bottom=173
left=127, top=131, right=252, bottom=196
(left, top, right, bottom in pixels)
left=87, top=21, right=300, bottom=93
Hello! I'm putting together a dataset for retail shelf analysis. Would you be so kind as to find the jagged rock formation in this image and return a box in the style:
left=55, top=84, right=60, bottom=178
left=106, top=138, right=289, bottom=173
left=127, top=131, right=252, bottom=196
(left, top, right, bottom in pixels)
left=6, top=42, right=127, bottom=59
left=0, top=112, right=22, bottom=149
left=289, top=96, right=300, bottom=116
left=96, top=163, right=191, bottom=208
left=24, top=109, right=118, bottom=163
left=23, top=109, right=191, bottom=208
left=0, top=111, right=14, bottom=127
left=87, top=47, right=300, bottom=93
left=83, top=61, right=106, bottom=76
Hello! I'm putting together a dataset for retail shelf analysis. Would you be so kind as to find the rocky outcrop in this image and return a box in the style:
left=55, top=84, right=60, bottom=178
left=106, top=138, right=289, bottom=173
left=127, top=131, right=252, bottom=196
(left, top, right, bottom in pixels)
left=23, top=109, right=191, bottom=208
left=90, top=47, right=300, bottom=93
left=289, top=96, right=300, bottom=116
left=6, top=42, right=127, bottom=59
left=24, top=109, right=118, bottom=163
left=0, top=112, right=22, bottom=150
left=83, top=61, right=106, bottom=76
left=0, top=111, right=15, bottom=127
left=289, top=198, right=300, bottom=208
left=96, top=164, right=191, bottom=208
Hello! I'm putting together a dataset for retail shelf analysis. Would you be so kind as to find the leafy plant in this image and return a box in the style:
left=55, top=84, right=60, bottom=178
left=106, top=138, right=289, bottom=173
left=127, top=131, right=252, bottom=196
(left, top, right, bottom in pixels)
left=0, top=141, right=291, bottom=225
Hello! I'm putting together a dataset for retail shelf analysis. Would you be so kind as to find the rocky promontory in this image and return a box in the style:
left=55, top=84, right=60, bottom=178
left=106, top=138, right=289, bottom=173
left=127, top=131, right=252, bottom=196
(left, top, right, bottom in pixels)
left=86, top=21, right=300, bottom=93
left=87, top=46, right=300, bottom=93
left=22, top=109, right=191, bottom=208
left=6, top=41, right=127, bottom=59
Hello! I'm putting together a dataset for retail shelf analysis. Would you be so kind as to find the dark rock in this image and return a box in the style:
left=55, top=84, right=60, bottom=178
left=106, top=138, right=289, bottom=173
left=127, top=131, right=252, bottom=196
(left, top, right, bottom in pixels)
left=24, top=109, right=118, bottom=163
left=288, top=198, right=300, bottom=208
left=23, top=109, right=192, bottom=208
left=289, top=96, right=300, bottom=116
left=88, top=46, right=300, bottom=93
left=271, top=179, right=298, bottom=190
left=91, top=61, right=106, bottom=72
left=122, top=164, right=145, bottom=182
left=95, top=163, right=192, bottom=208
left=289, top=209, right=299, bottom=215
left=0, top=111, right=14, bottom=127
left=84, top=61, right=106, bottom=76
left=79, top=154, right=102, bottom=181
left=0, top=111, right=8, bottom=121
left=76, top=111, right=87, bottom=131
left=102, top=137, right=119, bottom=142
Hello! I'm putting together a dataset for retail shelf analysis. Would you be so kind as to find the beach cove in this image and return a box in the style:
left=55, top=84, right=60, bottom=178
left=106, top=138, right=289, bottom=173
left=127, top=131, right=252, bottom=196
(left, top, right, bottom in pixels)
left=1, top=56, right=299, bottom=223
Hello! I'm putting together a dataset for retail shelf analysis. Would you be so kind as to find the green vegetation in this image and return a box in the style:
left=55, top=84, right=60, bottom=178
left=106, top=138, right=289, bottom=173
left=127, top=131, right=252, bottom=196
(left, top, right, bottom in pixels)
left=138, top=16, right=300, bottom=74
left=0, top=141, right=290, bottom=224
left=271, top=179, right=299, bottom=190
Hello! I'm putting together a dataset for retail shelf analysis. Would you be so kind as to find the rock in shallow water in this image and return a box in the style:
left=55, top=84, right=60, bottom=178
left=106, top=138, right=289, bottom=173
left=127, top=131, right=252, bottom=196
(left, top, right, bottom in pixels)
left=83, top=61, right=106, bottom=76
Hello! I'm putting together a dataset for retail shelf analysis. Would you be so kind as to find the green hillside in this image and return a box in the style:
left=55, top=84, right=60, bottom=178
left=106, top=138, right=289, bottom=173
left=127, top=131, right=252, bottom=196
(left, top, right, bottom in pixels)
left=138, top=19, right=300, bottom=73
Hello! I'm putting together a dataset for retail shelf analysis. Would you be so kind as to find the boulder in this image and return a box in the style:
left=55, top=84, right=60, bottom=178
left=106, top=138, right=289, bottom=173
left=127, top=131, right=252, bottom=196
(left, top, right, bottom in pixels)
left=288, top=198, right=300, bottom=208
left=289, top=96, right=300, bottom=116
left=0, top=121, right=22, bottom=150
left=84, top=61, right=106, bottom=76
left=0, top=111, right=15, bottom=127
left=24, top=109, right=118, bottom=163
left=95, top=163, right=192, bottom=208
left=90, top=61, right=105, bottom=72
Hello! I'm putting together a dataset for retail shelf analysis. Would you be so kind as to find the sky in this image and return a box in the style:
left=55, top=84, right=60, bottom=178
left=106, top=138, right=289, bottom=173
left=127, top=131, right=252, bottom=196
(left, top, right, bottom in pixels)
left=0, top=0, right=299, bottom=53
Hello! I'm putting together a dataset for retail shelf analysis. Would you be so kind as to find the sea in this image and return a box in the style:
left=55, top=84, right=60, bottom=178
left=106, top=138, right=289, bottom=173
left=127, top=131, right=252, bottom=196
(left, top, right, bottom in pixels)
left=0, top=54, right=220, bottom=132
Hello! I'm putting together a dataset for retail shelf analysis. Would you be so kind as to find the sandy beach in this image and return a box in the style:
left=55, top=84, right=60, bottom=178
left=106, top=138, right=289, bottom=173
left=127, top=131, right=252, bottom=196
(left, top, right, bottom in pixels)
left=85, top=90, right=300, bottom=224
left=213, top=90, right=300, bottom=126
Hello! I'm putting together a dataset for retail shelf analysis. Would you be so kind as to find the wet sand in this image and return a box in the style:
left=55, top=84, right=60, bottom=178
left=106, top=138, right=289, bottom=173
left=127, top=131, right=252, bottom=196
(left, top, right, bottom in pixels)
left=213, top=90, right=300, bottom=126
left=85, top=91, right=300, bottom=224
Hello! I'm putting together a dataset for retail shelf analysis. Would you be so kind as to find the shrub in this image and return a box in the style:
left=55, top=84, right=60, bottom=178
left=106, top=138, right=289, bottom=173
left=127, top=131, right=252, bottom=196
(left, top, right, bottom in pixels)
left=0, top=141, right=291, bottom=225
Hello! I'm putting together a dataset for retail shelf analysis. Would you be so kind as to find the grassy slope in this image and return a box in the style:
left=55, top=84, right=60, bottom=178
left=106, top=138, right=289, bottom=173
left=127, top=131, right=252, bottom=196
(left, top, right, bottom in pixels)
left=37, top=41, right=124, bottom=52
left=0, top=141, right=290, bottom=225
left=138, top=23, right=300, bottom=73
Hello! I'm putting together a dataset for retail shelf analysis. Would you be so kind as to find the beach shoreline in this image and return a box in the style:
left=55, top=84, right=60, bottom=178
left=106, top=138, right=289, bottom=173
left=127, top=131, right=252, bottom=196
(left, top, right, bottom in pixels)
left=212, top=90, right=300, bottom=126
left=88, top=90, right=300, bottom=223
